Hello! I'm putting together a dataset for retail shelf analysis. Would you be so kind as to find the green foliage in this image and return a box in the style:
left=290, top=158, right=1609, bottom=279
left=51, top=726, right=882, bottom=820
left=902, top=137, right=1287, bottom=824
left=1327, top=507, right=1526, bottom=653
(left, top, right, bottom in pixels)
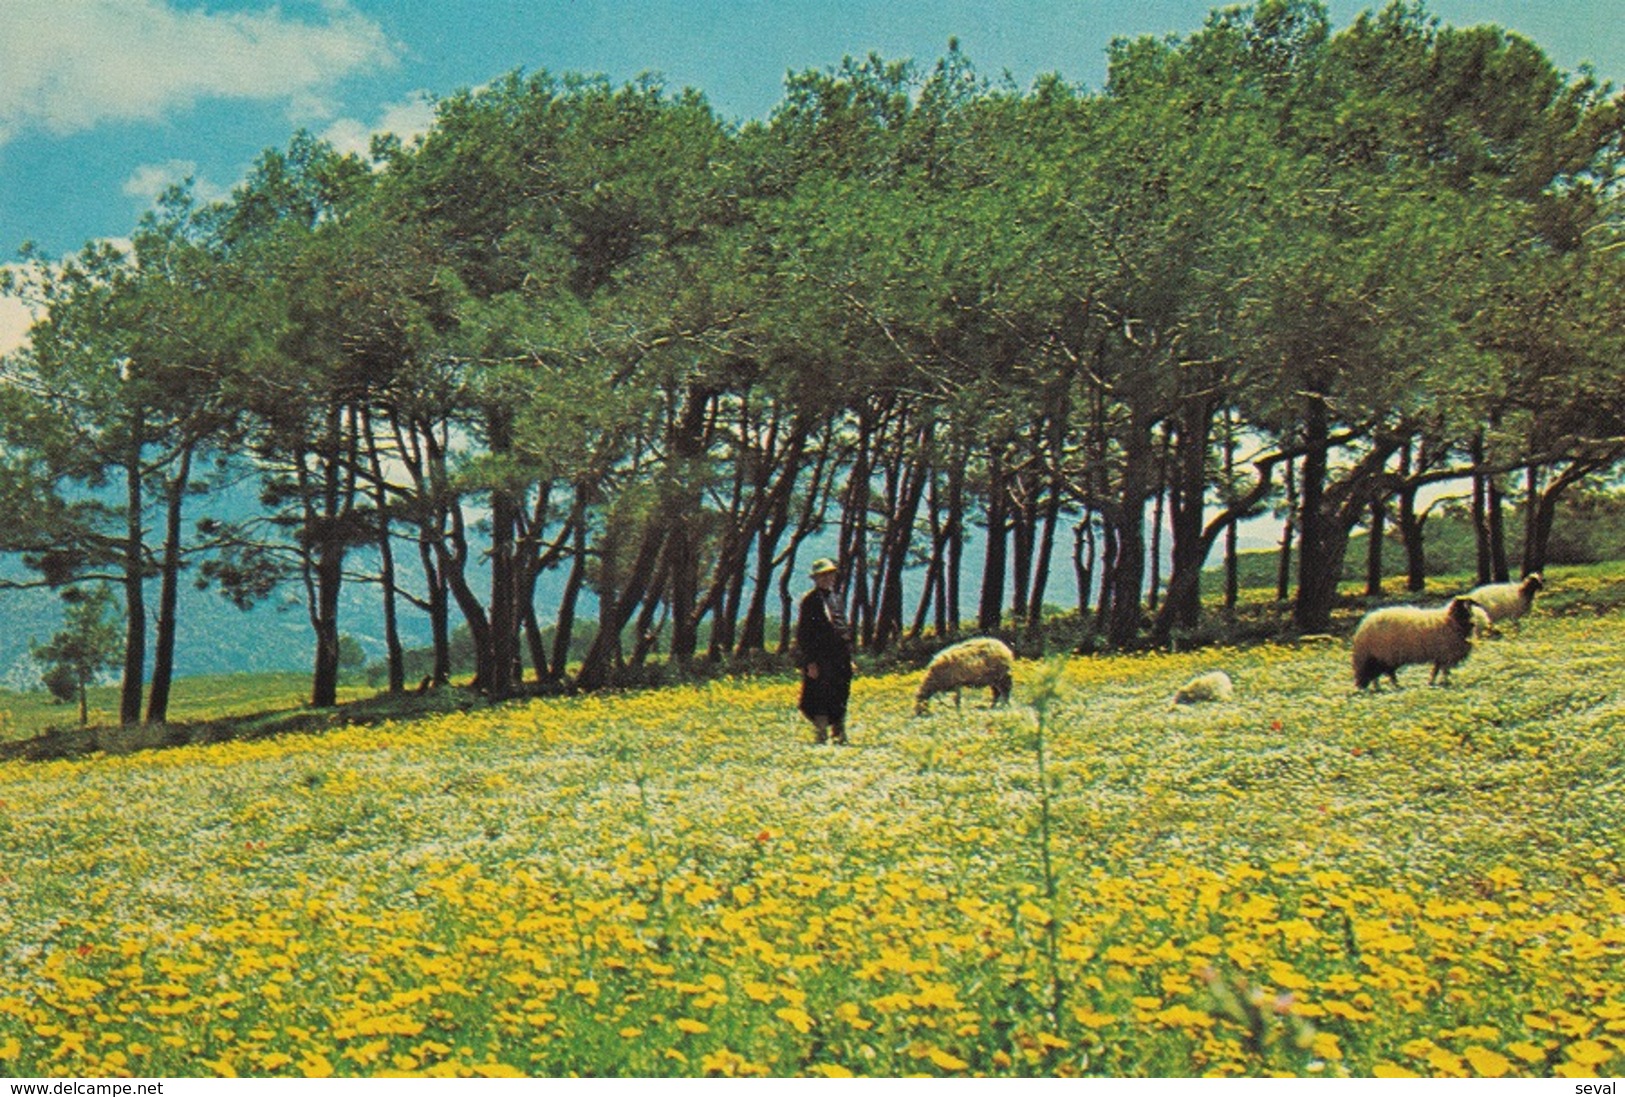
left=30, top=587, right=120, bottom=723
left=336, top=635, right=367, bottom=676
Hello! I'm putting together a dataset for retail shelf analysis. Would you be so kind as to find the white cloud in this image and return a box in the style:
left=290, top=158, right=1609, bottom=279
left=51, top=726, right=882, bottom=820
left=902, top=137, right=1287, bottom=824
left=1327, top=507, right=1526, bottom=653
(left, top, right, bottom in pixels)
left=0, top=0, right=398, bottom=145
left=1, top=241, right=135, bottom=357
left=1, top=279, right=35, bottom=356
left=320, top=91, right=436, bottom=159
left=121, top=159, right=229, bottom=205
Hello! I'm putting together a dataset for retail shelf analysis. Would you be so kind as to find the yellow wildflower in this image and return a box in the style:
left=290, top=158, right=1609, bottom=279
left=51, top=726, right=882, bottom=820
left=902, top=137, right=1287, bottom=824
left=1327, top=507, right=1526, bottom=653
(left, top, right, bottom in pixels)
left=1566, top=1041, right=1613, bottom=1068
left=1018, top=901, right=1052, bottom=926
left=1155, top=1005, right=1214, bottom=1029
left=1425, top=1047, right=1466, bottom=1077
left=1463, top=1047, right=1511, bottom=1077
left=776, top=1007, right=814, bottom=1034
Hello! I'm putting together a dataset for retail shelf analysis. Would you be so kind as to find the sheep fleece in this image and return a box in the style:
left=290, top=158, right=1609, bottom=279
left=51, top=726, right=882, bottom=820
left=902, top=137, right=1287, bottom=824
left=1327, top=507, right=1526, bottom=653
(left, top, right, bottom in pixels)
left=916, top=638, right=1014, bottom=710
left=1466, top=574, right=1542, bottom=624
left=1351, top=600, right=1475, bottom=688
left=1173, top=670, right=1233, bottom=704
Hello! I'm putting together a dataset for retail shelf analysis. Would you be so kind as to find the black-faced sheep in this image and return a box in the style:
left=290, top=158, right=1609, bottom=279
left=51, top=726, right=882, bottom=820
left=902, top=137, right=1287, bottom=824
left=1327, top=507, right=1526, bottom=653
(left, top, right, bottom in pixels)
left=915, top=637, right=1014, bottom=715
left=1351, top=596, right=1479, bottom=690
left=1466, top=573, right=1544, bottom=632
left=1172, top=670, right=1233, bottom=705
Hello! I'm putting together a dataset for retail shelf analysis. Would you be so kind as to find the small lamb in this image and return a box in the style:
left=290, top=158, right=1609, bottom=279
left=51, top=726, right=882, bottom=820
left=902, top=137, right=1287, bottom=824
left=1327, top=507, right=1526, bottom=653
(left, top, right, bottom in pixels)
left=915, top=637, right=1015, bottom=715
left=1172, top=670, right=1234, bottom=705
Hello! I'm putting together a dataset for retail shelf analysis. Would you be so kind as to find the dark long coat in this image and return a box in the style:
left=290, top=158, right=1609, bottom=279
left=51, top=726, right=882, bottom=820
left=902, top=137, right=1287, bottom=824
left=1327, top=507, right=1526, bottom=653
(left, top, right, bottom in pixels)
left=796, top=587, right=852, bottom=721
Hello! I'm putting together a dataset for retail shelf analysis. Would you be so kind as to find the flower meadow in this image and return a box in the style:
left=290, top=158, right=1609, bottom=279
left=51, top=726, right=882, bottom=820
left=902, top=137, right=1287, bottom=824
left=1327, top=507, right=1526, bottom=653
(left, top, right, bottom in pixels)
left=1, top=601, right=1622, bottom=1078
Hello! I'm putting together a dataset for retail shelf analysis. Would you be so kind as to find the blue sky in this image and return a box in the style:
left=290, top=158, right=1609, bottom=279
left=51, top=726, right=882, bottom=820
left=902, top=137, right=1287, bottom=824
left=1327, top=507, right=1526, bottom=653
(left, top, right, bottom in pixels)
left=2, top=0, right=1621, bottom=349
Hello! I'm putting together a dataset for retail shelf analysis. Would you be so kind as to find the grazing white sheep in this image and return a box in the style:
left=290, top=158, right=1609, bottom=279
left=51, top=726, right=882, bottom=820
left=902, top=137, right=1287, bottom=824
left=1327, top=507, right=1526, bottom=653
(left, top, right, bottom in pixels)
left=1172, top=670, right=1234, bottom=705
left=1466, top=573, right=1544, bottom=631
left=915, top=637, right=1014, bottom=715
left=1351, top=596, right=1480, bottom=690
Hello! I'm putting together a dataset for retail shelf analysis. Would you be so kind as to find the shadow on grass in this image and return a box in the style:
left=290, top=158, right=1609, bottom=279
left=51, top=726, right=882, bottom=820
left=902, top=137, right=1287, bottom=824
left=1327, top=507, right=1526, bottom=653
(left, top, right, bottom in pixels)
left=0, top=685, right=495, bottom=764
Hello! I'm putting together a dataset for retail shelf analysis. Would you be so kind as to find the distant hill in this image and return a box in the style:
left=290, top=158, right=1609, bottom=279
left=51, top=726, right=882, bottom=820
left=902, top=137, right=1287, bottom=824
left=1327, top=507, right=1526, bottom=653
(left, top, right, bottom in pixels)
left=0, top=552, right=435, bottom=691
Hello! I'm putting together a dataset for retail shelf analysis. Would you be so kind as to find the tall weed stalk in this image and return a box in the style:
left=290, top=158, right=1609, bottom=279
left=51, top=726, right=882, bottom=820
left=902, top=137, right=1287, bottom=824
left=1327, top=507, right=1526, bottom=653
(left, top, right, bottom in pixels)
left=1029, top=656, right=1068, bottom=1029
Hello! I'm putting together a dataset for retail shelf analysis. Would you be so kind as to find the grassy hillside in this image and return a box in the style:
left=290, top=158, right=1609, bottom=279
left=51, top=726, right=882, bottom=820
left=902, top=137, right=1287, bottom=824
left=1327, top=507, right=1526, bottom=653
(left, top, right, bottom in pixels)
left=0, top=672, right=375, bottom=745
left=0, top=568, right=1620, bottom=1077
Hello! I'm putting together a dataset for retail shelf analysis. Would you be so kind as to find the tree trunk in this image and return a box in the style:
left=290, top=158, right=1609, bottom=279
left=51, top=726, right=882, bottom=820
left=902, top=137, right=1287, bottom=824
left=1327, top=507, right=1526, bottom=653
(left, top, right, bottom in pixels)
left=1521, top=450, right=1625, bottom=575
left=873, top=418, right=930, bottom=652
left=419, top=532, right=451, bottom=686
left=668, top=390, right=716, bottom=665
left=1148, top=429, right=1169, bottom=614
left=1154, top=441, right=1289, bottom=644
left=945, top=445, right=964, bottom=636
left=1295, top=410, right=1408, bottom=633
left=979, top=447, right=1008, bottom=633
left=551, top=487, right=590, bottom=682
left=1107, top=408, right=1158, bottom=649
left=396, top=411, right=451, bottom=687
left=1397, top=442, right=1428, bottom=593
left=1027, top=478, right=1061, bottom=632
left=1525, top=474, right=1561, bottom=576
left=1471, top=431, right=1492, bottom=585
left=1156, top=402, right=1213, bottom=637
left=1488, top=473, right=1509, bottom=583
left=146, top=446, right=194, bottom=724
left=1074, top=516, right=1095, bottom=621
left=738, top=478, right=794, bottom=654
left=1095, top=517, right=1118, bottom=635
left=438, top=512, right=491, bottom=692
left=486, top=409, right=519, bottom=699
left=630, top=550, right=672, bottom=668
left=424, top=421, right=490, bottom=688
left=311, top=535, right=344, bottom=709
left=1365, top=496, right=1386, bottom=597
left=689, top=414, right=809, bottom=657
left=841, top=410, right=874, bottom=647
left=1292, top=394, right=1337, bottom=632
left=1223, top=408, right=1238, bottom=616
left=775, top=435, right=837, bottom=653
left=1010, top=473, right=1035, bottom=626
left=1276, top=455, right=1295, bottom=603
left=576, top=522, right=668, bottom=690
left=909, top=470, right=948, bottom=641
left=120, top=431, right=146, bottom=727
left=363, top=417, right=405, bottom=694
left=1521, top=464, right=1544, bottom=577
left=517, top=491, right=568, bottom=685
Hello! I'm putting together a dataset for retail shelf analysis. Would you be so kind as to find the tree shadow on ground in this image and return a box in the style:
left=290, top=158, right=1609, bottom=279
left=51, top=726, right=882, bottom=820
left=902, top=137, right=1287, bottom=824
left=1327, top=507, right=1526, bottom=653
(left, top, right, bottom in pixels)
left=0, top=686, right=489, bottom=764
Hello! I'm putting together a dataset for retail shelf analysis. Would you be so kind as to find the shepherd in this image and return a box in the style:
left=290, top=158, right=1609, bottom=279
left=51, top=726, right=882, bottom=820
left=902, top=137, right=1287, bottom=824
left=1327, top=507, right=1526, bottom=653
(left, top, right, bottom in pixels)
left=795, top=558, right=855, bottom=745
